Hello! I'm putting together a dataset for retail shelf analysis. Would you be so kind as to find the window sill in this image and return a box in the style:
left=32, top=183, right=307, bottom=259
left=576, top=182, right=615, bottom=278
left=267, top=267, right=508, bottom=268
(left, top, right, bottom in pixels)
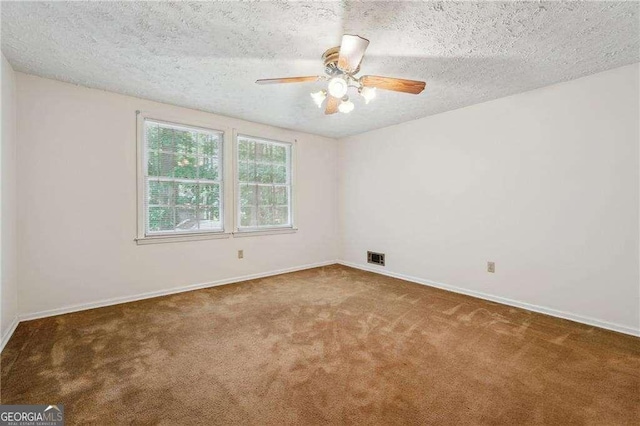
left=135, top=232, right=231, bottom=245
left=233, top=227, right=298, bottom=238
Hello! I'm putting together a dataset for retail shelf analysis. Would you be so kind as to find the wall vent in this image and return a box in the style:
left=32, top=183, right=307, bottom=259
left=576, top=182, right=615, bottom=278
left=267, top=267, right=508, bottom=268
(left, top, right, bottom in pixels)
left=367, top=251, right=385, bottom=266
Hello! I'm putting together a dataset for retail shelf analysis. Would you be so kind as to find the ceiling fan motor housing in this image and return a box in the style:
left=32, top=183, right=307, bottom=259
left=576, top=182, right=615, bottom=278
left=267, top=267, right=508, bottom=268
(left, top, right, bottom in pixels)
left=322, top=46, right=360, bottom=76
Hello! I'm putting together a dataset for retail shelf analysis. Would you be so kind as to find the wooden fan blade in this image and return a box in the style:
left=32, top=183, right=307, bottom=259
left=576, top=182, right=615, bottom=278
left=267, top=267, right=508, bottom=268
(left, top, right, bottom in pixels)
left=256, top=76, right=320, bottom=85
left=325, top=95, right=340, bottom=115
left=337, top=35, right=370, bottom=73
left=360, top=75, right=426, bottom=94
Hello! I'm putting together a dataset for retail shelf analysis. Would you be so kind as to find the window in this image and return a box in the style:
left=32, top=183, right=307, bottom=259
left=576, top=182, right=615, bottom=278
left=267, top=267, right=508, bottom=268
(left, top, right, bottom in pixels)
left=136, top=114, right=295, bottom=243
left=236, top=135, right=293, bottom=231
left=143, top=119, right=224, bottom=236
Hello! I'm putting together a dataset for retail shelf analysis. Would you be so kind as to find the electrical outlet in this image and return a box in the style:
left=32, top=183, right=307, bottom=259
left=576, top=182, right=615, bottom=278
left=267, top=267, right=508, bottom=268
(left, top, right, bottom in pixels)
left=487, top=261, right=495, bottom=273
left=238, top=250, right=244, bottom=259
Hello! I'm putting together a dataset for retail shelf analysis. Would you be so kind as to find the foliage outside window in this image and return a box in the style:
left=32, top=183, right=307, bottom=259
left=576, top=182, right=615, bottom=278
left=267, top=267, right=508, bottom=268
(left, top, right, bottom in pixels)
left=145, top=119, right=223, bottom=235
left=237, top=135, right=292, bottom=229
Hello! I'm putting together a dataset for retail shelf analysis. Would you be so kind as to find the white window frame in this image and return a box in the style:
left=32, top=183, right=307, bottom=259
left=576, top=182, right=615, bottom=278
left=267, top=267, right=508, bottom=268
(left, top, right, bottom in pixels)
left=135, top=111, right=232, bottom=244
left=233, top=131, right=297, bottom=237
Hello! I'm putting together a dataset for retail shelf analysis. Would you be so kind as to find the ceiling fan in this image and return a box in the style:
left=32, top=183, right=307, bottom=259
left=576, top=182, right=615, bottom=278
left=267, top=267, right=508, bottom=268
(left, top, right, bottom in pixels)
left=256, top=35, right=426, bottom=115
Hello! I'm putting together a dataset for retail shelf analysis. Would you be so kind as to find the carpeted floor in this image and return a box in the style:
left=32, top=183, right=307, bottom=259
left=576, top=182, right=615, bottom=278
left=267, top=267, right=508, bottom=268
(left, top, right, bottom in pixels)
left=1, top=265, right=639, bottom=425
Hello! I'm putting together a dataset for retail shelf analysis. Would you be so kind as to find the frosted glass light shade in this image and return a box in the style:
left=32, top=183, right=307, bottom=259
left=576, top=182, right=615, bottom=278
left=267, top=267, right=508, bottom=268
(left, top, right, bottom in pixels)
left=328, top=77, right=348, bottom=98
left=338, top=99, right=355, bottom=113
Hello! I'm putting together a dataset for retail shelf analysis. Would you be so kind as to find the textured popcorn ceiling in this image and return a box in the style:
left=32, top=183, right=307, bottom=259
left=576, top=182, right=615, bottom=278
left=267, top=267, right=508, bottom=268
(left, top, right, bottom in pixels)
left=2, top=1, right=638, bottom=138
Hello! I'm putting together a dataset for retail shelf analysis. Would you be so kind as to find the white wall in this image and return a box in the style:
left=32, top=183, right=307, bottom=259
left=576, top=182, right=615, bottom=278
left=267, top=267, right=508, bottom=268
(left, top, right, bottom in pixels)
left=1, top=54, right=19, bottom=344
left=10, top=63, right=640, bottom=336
left=16, top=73, right=338, bottom=317
left=339, top=64, right=640, bottom=335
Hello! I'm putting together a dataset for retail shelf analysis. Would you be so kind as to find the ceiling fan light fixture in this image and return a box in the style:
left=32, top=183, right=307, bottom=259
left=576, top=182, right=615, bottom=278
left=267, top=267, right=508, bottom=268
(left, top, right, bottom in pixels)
left=255, top=34, right=426, bottom=116
left=310, top=90, right=327, bottom=108
left=338, top=99, right=355, bottom=114
left=328, top=77, right=348, bottom=98
left=359, top=86, right=376, bottom=104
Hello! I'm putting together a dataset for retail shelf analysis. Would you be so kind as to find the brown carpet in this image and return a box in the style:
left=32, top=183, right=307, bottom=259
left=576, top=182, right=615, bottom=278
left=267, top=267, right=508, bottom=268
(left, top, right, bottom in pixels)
left=1, top=265, right=639, bottom=425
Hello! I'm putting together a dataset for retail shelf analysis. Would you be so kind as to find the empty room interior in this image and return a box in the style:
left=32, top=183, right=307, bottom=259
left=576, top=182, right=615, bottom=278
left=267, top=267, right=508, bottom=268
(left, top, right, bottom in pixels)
left=1, top=1, right=639, bottom=424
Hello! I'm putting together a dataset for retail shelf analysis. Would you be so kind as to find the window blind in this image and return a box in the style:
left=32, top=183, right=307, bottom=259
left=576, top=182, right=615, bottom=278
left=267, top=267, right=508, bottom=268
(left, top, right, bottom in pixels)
left=237, top=135, right=292, bottom=229
left=144, top=119, right=224, bottom=235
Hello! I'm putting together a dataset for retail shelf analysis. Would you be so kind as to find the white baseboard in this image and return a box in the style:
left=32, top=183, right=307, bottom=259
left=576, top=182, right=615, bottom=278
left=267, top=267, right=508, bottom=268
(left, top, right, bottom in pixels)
left=10, top=259, right=639, bottom=346
left=19, top=260, right=338, bottom=322
left=338, top=260, right=640, bottom=337
left=1, top=315, right=20, bottom=353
